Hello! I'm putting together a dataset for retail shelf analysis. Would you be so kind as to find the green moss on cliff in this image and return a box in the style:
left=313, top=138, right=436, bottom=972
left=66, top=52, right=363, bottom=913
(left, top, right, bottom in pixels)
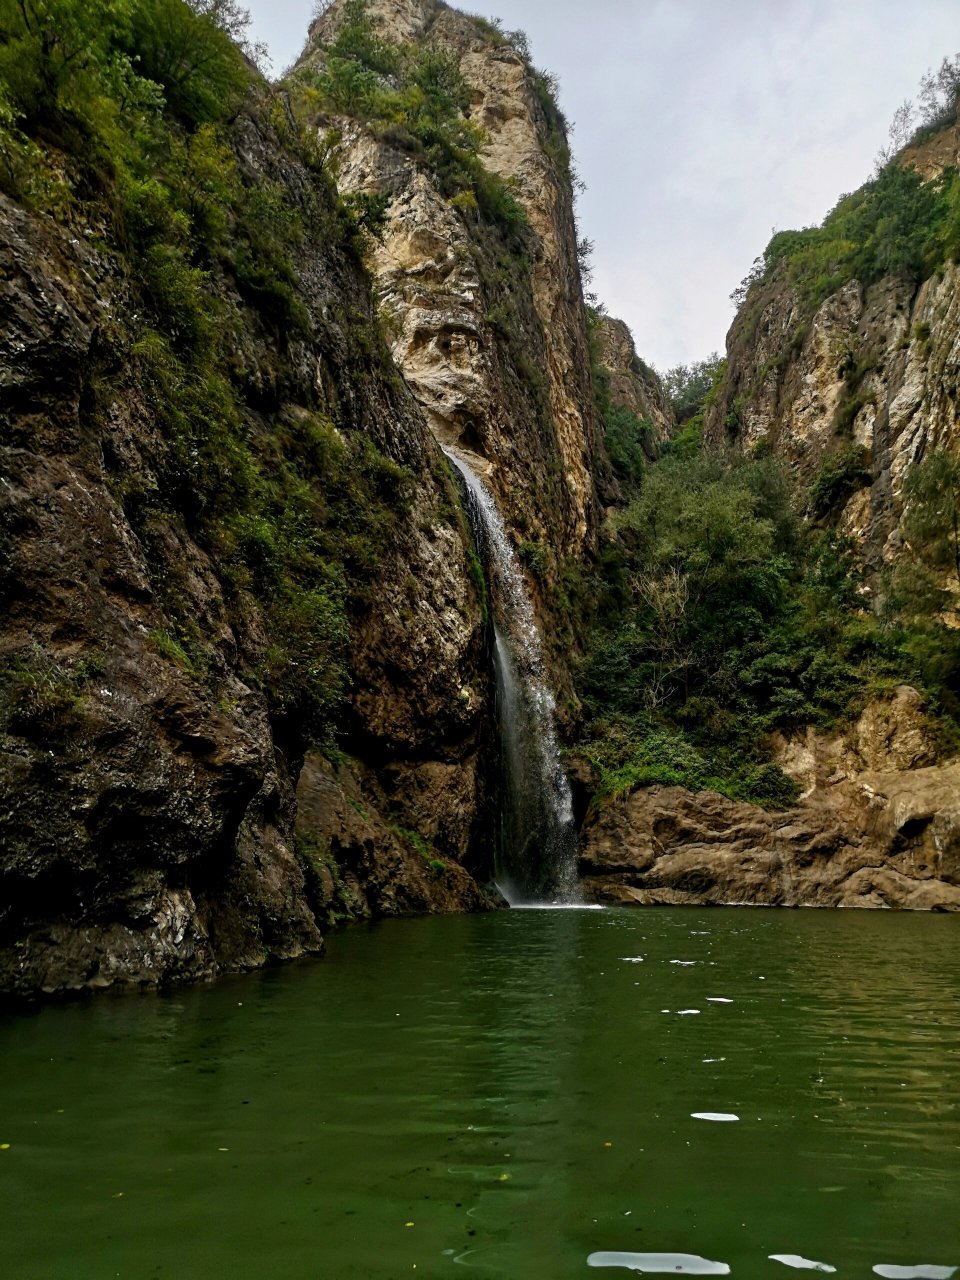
left=0, top=0, right=427, bottom=753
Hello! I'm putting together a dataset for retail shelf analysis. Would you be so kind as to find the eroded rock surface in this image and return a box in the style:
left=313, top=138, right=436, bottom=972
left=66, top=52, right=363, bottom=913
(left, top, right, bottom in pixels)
left=707, top=124, right=960, bottom=570
left=596, top=315, right=673, bottom=449
left=581, top=691, right=960, bottom=912
left=300, top=0, right=606, bottom=575
left=0, top=99, right=491, bottom=1000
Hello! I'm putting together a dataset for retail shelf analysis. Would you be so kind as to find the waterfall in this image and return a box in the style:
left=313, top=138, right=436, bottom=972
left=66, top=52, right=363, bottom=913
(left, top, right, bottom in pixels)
left=444, top=447, right=580, bottom=905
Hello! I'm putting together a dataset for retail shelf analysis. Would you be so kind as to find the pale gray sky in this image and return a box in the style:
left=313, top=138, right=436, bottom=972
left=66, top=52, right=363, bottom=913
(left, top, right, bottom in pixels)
left=245, top=0, right=959, bottom=370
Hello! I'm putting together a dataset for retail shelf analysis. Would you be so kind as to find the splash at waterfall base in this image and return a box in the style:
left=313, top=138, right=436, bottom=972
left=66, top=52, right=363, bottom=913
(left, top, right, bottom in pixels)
left=444, top=449, right=580, bottom=906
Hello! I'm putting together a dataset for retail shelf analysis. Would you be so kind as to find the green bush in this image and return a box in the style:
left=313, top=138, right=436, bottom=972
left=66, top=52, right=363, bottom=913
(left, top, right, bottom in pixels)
left=737, top=161, right=960, bottom=314
left=808, top=445, right=870, bottom=517
left=576, top=441, right=960, bottom=810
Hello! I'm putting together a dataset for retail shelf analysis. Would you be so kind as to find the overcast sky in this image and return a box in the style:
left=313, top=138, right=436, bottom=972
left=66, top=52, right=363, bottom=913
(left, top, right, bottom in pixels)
left=244, top=0, right=959, bottom=371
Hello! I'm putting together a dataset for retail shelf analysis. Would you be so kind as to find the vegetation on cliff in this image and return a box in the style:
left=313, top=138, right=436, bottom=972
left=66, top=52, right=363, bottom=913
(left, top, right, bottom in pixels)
left=575, top=369, right=960, bottom=807
left=733, top=60, right=960, bottom=314
left=0, top=0, right=432, bottom=754
left=293, top=0, right=527, bottom=230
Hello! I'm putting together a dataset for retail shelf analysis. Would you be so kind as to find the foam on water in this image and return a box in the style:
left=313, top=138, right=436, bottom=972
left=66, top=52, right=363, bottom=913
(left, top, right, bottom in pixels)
left=770, top=1255, right=837, bottom=1272
left=587, top=1252, right=731, bottom=1275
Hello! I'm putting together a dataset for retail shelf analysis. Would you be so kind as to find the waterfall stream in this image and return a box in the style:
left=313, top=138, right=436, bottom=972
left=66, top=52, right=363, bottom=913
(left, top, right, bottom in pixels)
left=444, top=448, right=579, bottom=905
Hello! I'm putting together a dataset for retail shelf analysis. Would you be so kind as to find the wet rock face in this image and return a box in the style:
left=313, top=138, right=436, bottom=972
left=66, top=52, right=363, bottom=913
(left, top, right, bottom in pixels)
left=580, top=691, right=960, bottom=912
left=0, top=101, right=491, bottom=999
left=294, top=754, right=490, bottom=928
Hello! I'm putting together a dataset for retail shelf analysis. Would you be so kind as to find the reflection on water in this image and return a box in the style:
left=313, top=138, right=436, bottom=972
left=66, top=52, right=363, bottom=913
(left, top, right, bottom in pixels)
left=0, top=908, right=958, bottom=1278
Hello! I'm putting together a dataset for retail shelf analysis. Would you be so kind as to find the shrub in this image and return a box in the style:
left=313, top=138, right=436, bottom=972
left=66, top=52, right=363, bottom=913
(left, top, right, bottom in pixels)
left=808, top=445, right=870, bottom=517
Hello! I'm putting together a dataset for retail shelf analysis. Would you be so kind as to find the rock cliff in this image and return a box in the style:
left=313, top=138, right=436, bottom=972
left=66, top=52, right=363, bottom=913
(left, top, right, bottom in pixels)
left=706, top=120, right=960, bottom=574
left=580, top=688, right=960, bottom=911
left=295, top=0, right=610, bottom=696
left=578, top=116, right=960, bottom=913
left=595, top=315, right=673, bottom=451
left=0, top=78, right=492, bottom=999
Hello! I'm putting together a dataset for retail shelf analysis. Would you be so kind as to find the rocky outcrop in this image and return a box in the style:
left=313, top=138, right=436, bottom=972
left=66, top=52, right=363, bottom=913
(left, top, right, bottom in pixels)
left=299, top=0, right=605, bottom=569
left=706, top=126, right=960, bottom=572
left=596, top=315, right=673, bottom=448
left=294, top=754, right=489, bottom=927
left=0, top=95, right=493, bottom=1000
left=580, top=689, right=960, bottom=911
left=708, top=262, right=960, bottom=571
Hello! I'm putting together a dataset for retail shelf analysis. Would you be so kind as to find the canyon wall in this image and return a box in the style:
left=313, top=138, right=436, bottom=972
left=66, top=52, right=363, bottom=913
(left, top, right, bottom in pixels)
left=297, top=0, right=612, bottom=698
left=0, top=91, right=493, bottom=999
left=580, top=120, right=960, bottom=911
left=705, top=120, right=960, bottom=572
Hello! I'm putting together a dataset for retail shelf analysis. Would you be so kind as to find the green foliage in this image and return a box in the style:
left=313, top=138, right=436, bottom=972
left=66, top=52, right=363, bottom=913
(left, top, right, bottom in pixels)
left=389, top=824, right=448, bottom=875
left=0, top=647, right=103, bottom=738
left=888, top=451, right=960, bottom=701
left=149, top=628, right=200, bottom=673
left=661, top=354, right=724, bottom=422
left=0, top=0, right=421, bottom=753
left=518, top=540, right=550, bottom=582
left=127, top=0, right=252, bottom=125
left=602, top=405, right=654, bottom=493
left=660, top=358, right=726, bottom=459
left=808, top=445, right=870, bottom=518
left=577, top=443, right=960, bottom=810
left=584, top=307, right=655, bottom=492
left=300, top=0, right=528, bottom=235
left=736, top=161, right=960, bottom=313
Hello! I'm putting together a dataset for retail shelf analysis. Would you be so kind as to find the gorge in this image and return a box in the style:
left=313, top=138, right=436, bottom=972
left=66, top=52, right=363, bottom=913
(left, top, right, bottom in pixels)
left=0, top=0, right=958, bottom=1000
left=1, top=1, right=959, bottom=1275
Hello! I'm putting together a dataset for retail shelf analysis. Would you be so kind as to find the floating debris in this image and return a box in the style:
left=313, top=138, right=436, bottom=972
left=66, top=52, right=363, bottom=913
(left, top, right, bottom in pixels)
left=588, top=1251, right=730, bottom=1274
left=770, top=1254, right=837, bottom=1272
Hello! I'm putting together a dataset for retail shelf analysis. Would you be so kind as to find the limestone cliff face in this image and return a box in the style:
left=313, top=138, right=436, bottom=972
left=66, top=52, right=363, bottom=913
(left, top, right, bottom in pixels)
left=299, top=0, right=605, bottom=570
left=706, top=124, right=960, bottom=571
left=0, top=99, right=490, bottom=1000
left=580, top=687, right=960, bottom=912
left=595, top=315, right=673, bottom=450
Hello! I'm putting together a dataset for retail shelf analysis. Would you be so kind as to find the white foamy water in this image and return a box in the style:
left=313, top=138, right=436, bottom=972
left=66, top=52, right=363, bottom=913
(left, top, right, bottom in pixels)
left=444, top=447, right=579, bottom=905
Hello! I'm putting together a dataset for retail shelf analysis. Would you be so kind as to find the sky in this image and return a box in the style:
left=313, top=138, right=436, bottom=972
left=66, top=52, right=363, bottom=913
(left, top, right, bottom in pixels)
left=244, top=0, right=960, bottom=372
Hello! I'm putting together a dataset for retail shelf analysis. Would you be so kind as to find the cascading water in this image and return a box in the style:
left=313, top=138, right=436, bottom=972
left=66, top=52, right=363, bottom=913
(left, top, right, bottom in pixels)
left=444, top=447, right=580, bottom=905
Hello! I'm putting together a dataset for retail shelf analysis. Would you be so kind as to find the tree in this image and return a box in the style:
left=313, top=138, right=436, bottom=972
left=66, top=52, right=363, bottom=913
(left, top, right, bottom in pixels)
left=902, top=450, right=960, bottom=594
left=129, top=0, right=254, bottom=125
left=660, top=354, right=723, bottom=421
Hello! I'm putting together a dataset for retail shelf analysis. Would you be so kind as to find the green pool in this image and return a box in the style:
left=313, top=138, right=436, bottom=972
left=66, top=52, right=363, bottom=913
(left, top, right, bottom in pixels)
left=1, top=907, right=958, bottom=1277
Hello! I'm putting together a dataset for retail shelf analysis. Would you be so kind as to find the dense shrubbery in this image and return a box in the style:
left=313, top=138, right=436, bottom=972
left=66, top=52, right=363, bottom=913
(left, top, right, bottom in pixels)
left=0, top=0, right=416, bottom=751
left=734, top=149, right=960, bottom=313
left=296, top=0, right=528, bottom=232
left=576, top=446, right=960, bottom=808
